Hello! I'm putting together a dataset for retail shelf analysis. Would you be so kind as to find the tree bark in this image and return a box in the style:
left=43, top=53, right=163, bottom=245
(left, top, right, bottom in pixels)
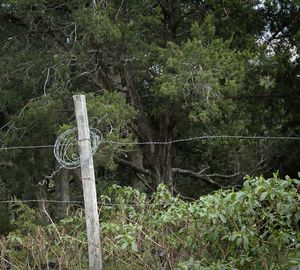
left=36, top=184, right=49, bottom=224
left=123, top=63, right=175, bottom=189
left=54, top=169, right=70, bottom=220
left=31, top=152, right=49, bottom=224
left=162, top=0, right=178, bottom=43
left=0, top=182, right=10, bottom=234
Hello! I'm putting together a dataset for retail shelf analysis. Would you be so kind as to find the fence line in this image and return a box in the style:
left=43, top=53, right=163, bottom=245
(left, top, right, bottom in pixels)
left=0, top=200, right=83, bottom=204
left=1, top=135, right=300, bottom=151
left=0, top=199, right=187, bottom=206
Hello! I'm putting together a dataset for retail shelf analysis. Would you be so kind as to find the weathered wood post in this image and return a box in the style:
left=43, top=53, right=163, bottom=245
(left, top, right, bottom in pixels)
left=73, top=95, right=102, bottom=270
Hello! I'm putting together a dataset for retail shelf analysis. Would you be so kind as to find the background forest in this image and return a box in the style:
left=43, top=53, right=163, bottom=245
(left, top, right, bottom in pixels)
left=0, top=0, right=300, bottom=268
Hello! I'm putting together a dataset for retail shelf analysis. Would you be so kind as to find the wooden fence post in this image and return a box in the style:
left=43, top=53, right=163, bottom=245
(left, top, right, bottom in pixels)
left=73, top=95, right=102, bottom=270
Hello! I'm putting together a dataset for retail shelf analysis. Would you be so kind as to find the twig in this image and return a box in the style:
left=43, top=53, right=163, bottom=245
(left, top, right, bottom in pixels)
left=172, top=167, right=223, bottom=187
left=115, top=0, right=125, bottom=20
left=41, top=200, right=63, bottom=241
left=2, top=257, right=22, bottom=270
left=43, top=68, right=50, bottom=96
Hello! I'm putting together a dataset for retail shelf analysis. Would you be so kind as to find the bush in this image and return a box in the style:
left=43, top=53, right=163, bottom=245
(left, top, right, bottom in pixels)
left=1, top=174, right=299, bottom=269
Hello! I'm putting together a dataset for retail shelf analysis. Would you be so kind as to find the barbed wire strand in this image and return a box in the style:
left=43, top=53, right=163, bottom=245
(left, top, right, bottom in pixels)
left=104, top=135, right=300, bottom=145
left=0, top=200, right=82, bottom=204
left=0, top=199, right=185, bottom=206
left=1, top=135, right=300, bottom=151
left=3, top=131, right=300, bottom=186
left=1, top=131, right=297, bottom=205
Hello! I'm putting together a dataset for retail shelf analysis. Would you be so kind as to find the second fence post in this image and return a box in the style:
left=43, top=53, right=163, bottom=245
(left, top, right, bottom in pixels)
left=73, top=95, right=102, bottom=270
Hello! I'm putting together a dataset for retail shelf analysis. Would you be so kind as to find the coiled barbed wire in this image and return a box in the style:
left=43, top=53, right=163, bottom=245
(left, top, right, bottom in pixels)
left=54, top=127, right=102, bottom=169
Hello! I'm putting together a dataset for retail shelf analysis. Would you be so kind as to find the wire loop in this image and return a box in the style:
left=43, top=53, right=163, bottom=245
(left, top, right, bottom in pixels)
left=54, top=127, right=102, bottom=169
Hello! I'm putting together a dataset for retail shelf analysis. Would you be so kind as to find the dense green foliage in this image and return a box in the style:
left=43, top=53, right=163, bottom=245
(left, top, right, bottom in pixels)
left=1, top=0, right=300, bottom=201
left=1, top=175, right=299, bottom=269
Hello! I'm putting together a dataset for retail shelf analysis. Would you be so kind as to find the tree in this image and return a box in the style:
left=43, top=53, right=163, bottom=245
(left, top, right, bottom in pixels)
left=0, top=0, right=299, bottom=209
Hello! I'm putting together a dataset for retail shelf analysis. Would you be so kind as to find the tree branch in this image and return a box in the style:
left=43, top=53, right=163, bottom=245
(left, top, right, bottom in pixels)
left=205, top=173, right=241, bottom=179
left=116, top=157, right=151, bottom=176
left=0, top=161, right=13, bottom=167
left=172, top=168, right=224, bottom=188
left=135, top=173, right=154, bottom=191
left=173, top=188, right=196, bottom=201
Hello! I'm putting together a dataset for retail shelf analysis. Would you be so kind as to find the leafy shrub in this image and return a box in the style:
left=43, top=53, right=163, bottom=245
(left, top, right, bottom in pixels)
left=1, top=174, right=299, bottom=269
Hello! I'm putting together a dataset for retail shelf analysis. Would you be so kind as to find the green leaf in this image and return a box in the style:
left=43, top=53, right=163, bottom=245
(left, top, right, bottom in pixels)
left=236, top=191, right=244, bottom=201
left=295, top=211, right=300, bottom=223
left=244, top=180, right=250, bottom=189
left=259, top=191, right=268, bottom=201
left=219, top=214, right=227, bottom=223
left=236, top=237, right=242, bottom=246
left=243, top=235, right=249, bottom=250
left=254, top=186, right=262, bottom=194
left=131, top=241, right=138, bottom=252
left=121, top=242, right=129, bottom=250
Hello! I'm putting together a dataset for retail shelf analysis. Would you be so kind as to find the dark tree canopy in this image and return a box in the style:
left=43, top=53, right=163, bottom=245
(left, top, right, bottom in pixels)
left=0, top=0, right=299, bottom=209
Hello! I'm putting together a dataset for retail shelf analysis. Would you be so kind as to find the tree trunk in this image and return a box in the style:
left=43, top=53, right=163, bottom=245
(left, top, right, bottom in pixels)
left=123, top=63, right=175, bottom=190
left=0, top=184, right=10, bottom=234
left=0, top=204, right=10, bottom=234
left=129, top=146, right=148, bottom=191
left=54, top=169, right=70, bottom=220
left=31, top=152, right=49, bottom=224
left=149, top=143, right=173, bottom=188
left=162, top=0, right=177, bottom=44
left=36, top=184, right=49, bottom=224
left=143, top=116, right=174, bottom=189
